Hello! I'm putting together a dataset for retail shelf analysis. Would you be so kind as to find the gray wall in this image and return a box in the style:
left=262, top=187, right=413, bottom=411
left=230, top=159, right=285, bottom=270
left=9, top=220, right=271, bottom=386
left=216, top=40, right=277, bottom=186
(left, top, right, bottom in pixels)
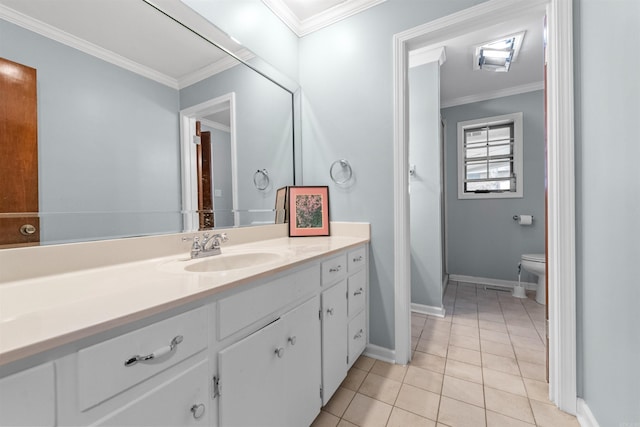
left=299, top=0, right=486, bottom=349
left=409, top=62, right=444, bottom=308
left=0, top=19, right=182, bottom=244
left=574, top=0, right=640, bottom=424
left=180, top=64, right=293, bottom=226
left=441, top=91, right=545, bottom=282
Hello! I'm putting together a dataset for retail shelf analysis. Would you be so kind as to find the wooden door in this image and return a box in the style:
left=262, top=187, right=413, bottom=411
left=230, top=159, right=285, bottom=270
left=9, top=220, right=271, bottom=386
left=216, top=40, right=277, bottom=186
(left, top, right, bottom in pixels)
left=0, top=57, right=40, bottom=248
left=195, top=121, right=214, bottom=230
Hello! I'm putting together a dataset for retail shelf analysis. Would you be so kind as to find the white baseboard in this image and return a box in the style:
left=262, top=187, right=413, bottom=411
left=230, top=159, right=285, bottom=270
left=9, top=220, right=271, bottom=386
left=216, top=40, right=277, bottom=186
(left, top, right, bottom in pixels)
left=364, top=344, right=396, bottom=364
left=576, top=398, right=600, bottom=427
left=449, top=274, right=537, bottom=291
left=411, top=303, right=446, bottom=318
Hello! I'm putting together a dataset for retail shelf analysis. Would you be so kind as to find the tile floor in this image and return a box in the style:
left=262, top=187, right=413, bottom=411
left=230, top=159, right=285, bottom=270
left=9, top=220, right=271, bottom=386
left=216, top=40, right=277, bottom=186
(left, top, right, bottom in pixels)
left=311, top=281, right=580, bottom=427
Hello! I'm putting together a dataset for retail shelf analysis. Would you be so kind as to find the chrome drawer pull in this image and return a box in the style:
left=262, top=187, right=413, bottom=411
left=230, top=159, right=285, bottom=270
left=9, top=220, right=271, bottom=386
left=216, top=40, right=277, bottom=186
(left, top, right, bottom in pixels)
left=326, top=308, right=334, bottom=316
left=275, top=347, right=285, bottom=358
left=288, top=336, right=297, bottom=346
left=353, top=255, right=363, bottom=262
left=354, top=329, right=364, bottom=340
left=190, top=403, right=205, bottom=419
left=124, top=335, right=183, bottom=367
left=329, top=265, right=342, bottom=273
left=354, top=288, right=363, bottom=296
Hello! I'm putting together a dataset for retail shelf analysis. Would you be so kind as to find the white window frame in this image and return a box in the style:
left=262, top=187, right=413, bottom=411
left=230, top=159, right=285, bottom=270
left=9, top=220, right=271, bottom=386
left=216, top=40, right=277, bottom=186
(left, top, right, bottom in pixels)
left=457, top=112, right=523, bottom=199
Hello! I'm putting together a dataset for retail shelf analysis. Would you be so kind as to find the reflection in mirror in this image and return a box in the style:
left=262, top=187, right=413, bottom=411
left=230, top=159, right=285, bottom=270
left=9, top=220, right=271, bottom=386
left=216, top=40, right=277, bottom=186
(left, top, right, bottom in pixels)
left=0, top=0, right=296, bottom=248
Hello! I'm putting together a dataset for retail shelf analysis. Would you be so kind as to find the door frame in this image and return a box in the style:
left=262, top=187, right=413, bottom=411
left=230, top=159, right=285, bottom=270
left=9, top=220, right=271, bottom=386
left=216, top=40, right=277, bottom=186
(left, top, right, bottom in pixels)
left=180, top=93, right=238, bottom=231
left=392, top=0, right=576, bottom=414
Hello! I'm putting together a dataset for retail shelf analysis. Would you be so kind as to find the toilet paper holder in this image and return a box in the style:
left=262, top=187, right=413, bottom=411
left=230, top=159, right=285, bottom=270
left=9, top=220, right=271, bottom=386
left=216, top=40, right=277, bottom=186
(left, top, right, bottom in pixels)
left=513, top=215, right=534, bottom=221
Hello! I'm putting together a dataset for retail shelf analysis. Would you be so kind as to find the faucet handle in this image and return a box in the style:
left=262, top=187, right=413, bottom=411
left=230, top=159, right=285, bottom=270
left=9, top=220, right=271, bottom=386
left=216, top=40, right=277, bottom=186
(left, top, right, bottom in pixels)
left=218, top=233, right=229, bottom=243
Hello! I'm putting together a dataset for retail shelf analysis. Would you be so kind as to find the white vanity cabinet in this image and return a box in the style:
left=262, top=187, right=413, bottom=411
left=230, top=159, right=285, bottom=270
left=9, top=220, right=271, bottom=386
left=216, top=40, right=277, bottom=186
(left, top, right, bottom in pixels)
left=320, top=245, right=368, bottom=405
left=0, top=362, right=55, bottom=427
left=56, top=306, right=212, bottom=426
left=218, top=296, right=321, bottom=427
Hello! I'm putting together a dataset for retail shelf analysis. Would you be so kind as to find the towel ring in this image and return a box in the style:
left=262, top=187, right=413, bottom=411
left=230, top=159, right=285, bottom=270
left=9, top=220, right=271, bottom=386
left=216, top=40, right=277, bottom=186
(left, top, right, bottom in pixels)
left=330, top=159, right=353, bottom=184
left=253, top=169, right=269, bottom=190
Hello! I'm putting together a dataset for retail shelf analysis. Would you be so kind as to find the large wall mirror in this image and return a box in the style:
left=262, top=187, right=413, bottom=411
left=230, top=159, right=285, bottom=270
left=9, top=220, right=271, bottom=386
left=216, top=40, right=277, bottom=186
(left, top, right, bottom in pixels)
left=0, top=0, right=297, bottom=249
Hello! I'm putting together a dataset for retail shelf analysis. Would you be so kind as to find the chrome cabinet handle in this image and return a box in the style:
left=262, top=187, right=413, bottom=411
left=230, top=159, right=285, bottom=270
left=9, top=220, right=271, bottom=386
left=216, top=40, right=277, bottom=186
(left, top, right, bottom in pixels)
left=326, top=308, right=334, bottom=316
left=353, top=255, right=363, bottom=262
left=329, top=265, right=342, bottom=273
left=288, top=336, right=297, bottom=346
left=124, top=335, right=183, bottom=367
left=275, top=347, right=285, bottom=358
left=354, top=288, right=363, bottom=296
left=354, top=329, right=364, bottom=340
left=190, top=403, right=205, bottom=419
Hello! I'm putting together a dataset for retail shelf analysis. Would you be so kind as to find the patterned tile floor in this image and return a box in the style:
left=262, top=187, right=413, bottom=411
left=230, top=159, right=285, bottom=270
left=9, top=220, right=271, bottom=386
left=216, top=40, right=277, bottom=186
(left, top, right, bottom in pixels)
left=311, top=281, right=580, bottom=427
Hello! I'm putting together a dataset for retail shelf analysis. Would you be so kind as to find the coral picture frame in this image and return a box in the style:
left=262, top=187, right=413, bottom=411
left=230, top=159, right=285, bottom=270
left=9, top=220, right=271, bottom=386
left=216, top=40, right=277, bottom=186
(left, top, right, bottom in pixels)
left=288, top=186, right=330, bottom=237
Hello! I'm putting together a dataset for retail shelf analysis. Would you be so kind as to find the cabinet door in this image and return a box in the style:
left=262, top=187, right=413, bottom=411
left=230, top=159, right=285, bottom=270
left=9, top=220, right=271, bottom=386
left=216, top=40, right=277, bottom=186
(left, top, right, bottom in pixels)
left=321, top=280, right=348, bottom=406
left=93, top=359, right=210, bottom=427
left=0, top=362, right=55, bottom=427
left=282, top=296, right=321, bottom=427
left=218, top=318, right=285, bottom=427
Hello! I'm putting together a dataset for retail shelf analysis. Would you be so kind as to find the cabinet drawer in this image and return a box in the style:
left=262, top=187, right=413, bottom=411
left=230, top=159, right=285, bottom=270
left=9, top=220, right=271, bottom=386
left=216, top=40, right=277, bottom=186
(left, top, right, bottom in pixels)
left=321, top=253, right=347, bottom=286
left=348, top=246, right=367, bottom=272
left=218, top=265, right=319, bottom=340
left=77, top=307, right=208, bottom=411
left=348, top=310, right=366, bottom=367
left=347, top=269, right=366, bottom=318
left=94, top=358, right=210, bottom=426
left=0, top=362, right=55, bottom=426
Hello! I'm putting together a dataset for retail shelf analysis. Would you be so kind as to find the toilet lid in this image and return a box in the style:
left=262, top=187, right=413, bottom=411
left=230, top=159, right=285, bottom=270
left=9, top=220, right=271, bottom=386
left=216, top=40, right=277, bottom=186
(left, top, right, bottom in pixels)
left=522, top=253, right=545, bottom=263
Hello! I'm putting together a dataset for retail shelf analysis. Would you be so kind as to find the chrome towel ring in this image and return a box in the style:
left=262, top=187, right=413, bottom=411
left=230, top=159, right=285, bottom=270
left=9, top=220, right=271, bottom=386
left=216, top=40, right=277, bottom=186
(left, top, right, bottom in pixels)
left=253, top=169, right=270, bottom=190
left=330, top=159, right=353, bottom=184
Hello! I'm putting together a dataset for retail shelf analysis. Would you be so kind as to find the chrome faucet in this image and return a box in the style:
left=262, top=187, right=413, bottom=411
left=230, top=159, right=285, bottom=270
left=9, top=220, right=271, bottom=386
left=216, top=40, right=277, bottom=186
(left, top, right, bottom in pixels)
left=190, top=232, right=228, bottom=259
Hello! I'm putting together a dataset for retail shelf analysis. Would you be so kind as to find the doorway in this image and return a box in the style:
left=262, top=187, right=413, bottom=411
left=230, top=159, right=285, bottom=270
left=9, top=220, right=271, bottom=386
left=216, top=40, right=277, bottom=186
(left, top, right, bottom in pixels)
left=180, top=93, right=238, bottom=231
left=393, top=0, right=576, bottom=414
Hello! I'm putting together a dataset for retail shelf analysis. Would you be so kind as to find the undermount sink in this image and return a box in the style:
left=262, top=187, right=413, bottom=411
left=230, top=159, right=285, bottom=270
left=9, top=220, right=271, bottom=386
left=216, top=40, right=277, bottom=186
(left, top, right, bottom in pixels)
left=183, top=251, right=284, bottom=273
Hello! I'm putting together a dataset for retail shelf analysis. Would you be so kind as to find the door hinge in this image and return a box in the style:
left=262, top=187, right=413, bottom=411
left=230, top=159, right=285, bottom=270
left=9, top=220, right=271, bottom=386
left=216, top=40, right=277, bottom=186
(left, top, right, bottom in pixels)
left=213, top=375, right=220, bottom=399
left=346, top=355, right=349, bottom=365
left=320, top=385, right=323, bottom=399
left=319, top=309, right=322, bottom=320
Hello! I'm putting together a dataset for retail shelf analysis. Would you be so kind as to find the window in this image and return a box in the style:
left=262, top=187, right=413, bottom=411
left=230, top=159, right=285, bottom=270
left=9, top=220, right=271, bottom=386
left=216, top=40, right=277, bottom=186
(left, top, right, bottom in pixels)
left=457, top=112, right=523, bottom=199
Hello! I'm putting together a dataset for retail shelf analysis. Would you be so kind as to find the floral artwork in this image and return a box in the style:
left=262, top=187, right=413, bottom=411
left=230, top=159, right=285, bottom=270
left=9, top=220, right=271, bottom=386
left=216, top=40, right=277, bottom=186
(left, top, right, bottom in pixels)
left=295, top=194, right=323, bottom=228
left=288, top=186, right=330, bottom=237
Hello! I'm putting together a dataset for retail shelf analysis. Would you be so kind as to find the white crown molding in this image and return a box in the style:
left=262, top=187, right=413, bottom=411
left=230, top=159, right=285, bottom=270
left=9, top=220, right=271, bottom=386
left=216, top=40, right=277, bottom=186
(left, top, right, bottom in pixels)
left=200, top=119, right=230, bottom=133
left=409, top=46, right=446, bottom=68
left=262, top=0, right=386, bottom=37
left=0, top=4, right=179, bottom=89
left=177, top=49, right=255, bottom=89
left=441, top=81, right=544, bottom=108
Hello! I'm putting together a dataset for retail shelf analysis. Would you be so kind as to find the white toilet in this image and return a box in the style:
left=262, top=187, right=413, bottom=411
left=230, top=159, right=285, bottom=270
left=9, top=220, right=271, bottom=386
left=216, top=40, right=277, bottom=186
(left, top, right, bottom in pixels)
left=521, top=254, right=546, bottom=304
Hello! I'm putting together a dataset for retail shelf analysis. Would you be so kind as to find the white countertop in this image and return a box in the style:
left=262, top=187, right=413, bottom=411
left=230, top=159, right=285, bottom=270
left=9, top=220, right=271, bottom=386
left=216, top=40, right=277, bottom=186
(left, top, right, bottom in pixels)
left=0, top=231, right=369, bottom=366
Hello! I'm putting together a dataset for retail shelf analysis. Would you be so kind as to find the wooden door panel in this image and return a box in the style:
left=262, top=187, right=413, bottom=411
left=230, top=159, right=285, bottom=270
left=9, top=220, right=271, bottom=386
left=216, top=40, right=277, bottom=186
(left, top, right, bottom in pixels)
left=0, top=57, right=39, bottom=247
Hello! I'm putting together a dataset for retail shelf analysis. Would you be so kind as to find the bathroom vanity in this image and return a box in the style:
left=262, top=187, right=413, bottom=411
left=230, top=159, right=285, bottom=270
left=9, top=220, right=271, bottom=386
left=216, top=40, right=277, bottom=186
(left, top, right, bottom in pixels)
left=0, top=223, right=369, bottom=426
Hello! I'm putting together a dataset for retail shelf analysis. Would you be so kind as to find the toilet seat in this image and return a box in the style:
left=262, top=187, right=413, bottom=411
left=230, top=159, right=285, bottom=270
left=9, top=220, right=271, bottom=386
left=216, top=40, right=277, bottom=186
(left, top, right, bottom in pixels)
left=522, top=253, right=545, bottom=263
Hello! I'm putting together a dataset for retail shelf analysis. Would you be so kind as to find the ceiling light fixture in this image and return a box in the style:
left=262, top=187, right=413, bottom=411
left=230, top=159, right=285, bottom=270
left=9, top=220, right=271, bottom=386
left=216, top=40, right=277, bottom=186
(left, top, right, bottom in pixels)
left=474, top=32, right=525, bottom=72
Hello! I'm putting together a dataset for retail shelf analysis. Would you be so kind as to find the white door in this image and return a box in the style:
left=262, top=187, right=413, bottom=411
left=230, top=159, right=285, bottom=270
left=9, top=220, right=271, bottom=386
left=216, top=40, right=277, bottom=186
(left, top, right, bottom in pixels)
left=282, top=296, right=322, bottom=427
left=218, top=319, right=285, bottom=427
left=321, top=280, right=348, bottom=405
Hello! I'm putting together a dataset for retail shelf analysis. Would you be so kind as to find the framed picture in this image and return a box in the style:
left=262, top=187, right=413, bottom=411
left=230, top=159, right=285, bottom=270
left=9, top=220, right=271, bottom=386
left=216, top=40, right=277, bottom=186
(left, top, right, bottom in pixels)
left=274, top=186, right=289, bottom=224
left=288, top=186, right=330, bottom=237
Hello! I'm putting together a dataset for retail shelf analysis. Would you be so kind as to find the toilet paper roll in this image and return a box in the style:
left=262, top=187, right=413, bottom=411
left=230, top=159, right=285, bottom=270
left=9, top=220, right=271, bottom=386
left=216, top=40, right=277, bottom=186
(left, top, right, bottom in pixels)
left=518, top=215, right=533, bottom=225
